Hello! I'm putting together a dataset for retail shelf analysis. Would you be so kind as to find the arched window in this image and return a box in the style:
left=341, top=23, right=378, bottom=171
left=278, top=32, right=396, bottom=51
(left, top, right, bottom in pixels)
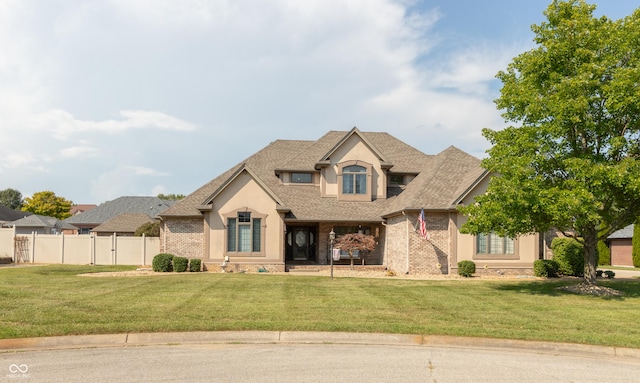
left=342, top=165, right=367, bottom=195
left=337, top=161, right=372, bottom=202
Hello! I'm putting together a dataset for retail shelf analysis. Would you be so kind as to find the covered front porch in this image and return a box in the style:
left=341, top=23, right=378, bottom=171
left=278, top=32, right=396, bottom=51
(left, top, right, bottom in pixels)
left=284, top=221, right=385, bottom=268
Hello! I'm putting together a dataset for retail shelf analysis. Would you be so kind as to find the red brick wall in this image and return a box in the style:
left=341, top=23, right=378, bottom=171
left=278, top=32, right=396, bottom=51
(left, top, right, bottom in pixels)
left=611, top=239, right=633, bottom=266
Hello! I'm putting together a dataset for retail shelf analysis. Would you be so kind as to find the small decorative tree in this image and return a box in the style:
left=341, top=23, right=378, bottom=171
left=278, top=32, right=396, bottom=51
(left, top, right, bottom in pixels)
left=333, top=233, right=376, bottom=270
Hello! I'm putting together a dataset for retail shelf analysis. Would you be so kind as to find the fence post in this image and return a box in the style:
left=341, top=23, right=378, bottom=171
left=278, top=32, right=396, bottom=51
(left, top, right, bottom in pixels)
left=112, top=233, right=117, bottom=265
left=61, top=232, right=65, bottom=264
left=31, top=232, right=36, bottom=263
left=142, top=233, right=146, bottom=265
left=11, top=226, right=16, bottom=262
left=90, top=234, right=95, bottom=265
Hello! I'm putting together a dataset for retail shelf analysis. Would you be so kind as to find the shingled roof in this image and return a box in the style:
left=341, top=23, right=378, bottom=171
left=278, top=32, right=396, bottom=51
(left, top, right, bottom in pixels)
left=91, top=213, right=154, bottom=234
left=5, top=214, right=77, bottom=230
left=0, top=204, right=32, bottom=223
left=65, top=196, right=175, bottom=225
left=160, top=129, right=485, bottom=221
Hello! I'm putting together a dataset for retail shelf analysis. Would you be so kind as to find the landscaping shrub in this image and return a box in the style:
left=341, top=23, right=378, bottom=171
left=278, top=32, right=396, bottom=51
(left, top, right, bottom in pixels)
left=173, top=256, right=189, bottom=273
left=152, top=253, right=174, bottom=272
left=189, top=258, right=202, bottom=272
left=597, top=240, right=611, bottom=266
left=551, top=238, right=584, bottom=276
left=457, top=260, right=476, bottom=277
left=533, top=259, right=559, bottom=278
left=633, top=223, right=640, bottom=268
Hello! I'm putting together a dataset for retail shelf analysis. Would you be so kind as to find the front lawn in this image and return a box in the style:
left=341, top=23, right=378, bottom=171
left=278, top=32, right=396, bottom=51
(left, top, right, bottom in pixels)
left=1, top=265, right=639, bottom=348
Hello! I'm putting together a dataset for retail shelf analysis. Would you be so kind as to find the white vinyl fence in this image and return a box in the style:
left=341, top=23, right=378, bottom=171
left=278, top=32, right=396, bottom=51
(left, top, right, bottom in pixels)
left=0, top=227, right=159, bottom=265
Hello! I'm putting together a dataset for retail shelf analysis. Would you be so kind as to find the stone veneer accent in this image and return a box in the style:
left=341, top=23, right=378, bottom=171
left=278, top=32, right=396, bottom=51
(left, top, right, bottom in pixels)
left=161, top=218, right=205, bottom=259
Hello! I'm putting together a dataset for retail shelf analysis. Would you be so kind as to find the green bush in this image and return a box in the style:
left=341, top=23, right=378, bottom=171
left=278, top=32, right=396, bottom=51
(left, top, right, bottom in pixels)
left=134, top=221, right=160, bottom=237
left=597, top=240, right=611, bottom=266
left=457, top=260, right=476, bottom=277
left=633, top=223, right=640, bottom=268
left=551, top=238, right=584, bottom=276
left=152, top=253, right=174, bottom=272
left=189, top=258, right=202, bottom=272
left=173, top=256, right=189, bottom=273
left=533, top=259, right=559, bottom=278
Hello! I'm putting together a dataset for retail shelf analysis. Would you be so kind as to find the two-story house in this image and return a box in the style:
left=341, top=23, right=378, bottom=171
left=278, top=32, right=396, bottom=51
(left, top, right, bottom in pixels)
left=159, top=128, right=539, bottom=275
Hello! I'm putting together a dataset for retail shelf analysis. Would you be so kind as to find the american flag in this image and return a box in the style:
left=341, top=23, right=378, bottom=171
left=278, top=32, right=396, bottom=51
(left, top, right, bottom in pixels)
left=418, top=208, right=429, bottom=240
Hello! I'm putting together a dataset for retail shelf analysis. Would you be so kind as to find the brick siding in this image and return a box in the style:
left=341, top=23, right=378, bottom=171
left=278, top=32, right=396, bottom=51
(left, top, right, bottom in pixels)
left=161, top=218, right=205, bottom=259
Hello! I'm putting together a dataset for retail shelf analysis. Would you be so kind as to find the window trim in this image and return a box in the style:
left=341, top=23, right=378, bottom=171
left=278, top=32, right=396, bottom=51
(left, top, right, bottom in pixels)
left=473, top=232, right=519, bottom=260
left=223, top=209, right=267, bottom=257
left=337, top=160, right=372, bottom=201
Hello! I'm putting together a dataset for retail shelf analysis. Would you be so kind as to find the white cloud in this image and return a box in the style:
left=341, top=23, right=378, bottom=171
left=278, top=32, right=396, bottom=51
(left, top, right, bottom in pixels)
left=0, top=0, right=538, bottom=202
left=128, top=166, right=170, bottom=177
left=60, top=145, right=100, bottom=158
left=27, top=109, right=197, bottom=141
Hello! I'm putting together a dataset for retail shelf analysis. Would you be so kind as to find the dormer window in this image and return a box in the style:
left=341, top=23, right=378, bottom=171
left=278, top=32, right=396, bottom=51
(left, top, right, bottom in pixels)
left=337, top=161, right=372, bottom=201
left=291, top=172, right=313, bottom=183
left=389, top=174, right=405, bottom=185
left=343, top=165, right=367, bottom=194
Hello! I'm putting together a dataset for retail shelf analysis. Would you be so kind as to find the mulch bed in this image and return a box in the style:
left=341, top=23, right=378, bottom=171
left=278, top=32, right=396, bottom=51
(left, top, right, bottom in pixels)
left=557, top=283, right=623, bottom=297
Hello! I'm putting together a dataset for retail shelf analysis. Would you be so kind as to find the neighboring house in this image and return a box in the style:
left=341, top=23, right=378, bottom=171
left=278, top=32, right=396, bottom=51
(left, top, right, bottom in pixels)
left=91, top=213, right=154, bottom=236
left=70, top=204, right=97, bottom=216
left=608, top=224, right=634, bottom=267
left=4, top=214, right=77, bottom=235
left=159, top=128, right=540, bottom=275
left=65, top=196, right=175, bottom=234
left=0, top=204, right=32, bottom=226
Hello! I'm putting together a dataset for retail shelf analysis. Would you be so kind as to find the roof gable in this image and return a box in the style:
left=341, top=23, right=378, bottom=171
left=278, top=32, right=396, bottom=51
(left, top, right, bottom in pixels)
left=316, top=127, right=392, bottom=169
left=201, top=164, right=287, bottom=209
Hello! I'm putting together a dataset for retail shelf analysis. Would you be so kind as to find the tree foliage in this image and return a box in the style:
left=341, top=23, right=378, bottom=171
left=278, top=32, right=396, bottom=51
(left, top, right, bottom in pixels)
left=134, top=221, right=160, bottom=237
left=21, top=191, right=73, bottom=220
left=632, top=223, right=640, bottom=268
left=157, top=193, right=185, bottom=201
left=459, top=1, right=640, bottom=285
left=0, top=188, right=23, bottom=210
left=333, top=232, right=376, bottom=270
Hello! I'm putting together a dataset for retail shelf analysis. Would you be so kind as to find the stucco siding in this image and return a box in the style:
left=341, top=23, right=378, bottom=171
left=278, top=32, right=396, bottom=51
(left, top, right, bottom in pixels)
left=207, top=172, right=284, bottom=263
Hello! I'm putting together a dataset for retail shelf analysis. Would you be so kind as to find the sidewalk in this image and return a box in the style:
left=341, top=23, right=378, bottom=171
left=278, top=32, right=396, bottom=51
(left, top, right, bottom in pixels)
left=1, top=331, right=639, bottom=360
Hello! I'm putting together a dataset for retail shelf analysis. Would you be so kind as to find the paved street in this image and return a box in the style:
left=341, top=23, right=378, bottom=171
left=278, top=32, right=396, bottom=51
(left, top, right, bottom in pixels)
left=3, top=342, right=640, bottom=383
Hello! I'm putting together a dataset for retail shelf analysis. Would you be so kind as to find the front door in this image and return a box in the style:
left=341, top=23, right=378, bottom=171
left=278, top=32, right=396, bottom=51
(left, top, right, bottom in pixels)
left=286, top=227, right=316, bottom=262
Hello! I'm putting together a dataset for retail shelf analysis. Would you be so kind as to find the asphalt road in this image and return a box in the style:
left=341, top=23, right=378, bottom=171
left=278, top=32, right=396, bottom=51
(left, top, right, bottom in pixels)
left=3, top=342, right=640, bottom=383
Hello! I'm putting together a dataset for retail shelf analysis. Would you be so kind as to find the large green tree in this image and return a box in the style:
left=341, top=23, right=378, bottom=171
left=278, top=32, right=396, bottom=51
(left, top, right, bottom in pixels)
left=460, top=0, right=640, bottom=285
left=0, top=188, right=24, bottom=210
left=22, top=191, right=73, bottom=220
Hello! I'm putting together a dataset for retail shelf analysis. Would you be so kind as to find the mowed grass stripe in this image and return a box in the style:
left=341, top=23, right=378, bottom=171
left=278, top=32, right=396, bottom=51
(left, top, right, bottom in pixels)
left=0, top=265, right=639, bottom=347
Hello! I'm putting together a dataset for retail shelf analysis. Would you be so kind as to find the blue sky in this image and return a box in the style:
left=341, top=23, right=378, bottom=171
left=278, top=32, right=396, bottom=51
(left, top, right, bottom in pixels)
left=0, top=0, right=637, bottom=204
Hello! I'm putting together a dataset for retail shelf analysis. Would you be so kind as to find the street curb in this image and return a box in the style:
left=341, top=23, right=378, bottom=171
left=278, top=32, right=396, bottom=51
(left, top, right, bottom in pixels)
left=1, top=331, right=639, bottom=360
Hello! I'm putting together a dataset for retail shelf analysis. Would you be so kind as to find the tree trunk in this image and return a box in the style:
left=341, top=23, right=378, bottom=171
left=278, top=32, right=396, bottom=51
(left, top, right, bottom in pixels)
left=582, top=225, right=598, bottom=285
left=349, top=251, right=354, bottom=270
